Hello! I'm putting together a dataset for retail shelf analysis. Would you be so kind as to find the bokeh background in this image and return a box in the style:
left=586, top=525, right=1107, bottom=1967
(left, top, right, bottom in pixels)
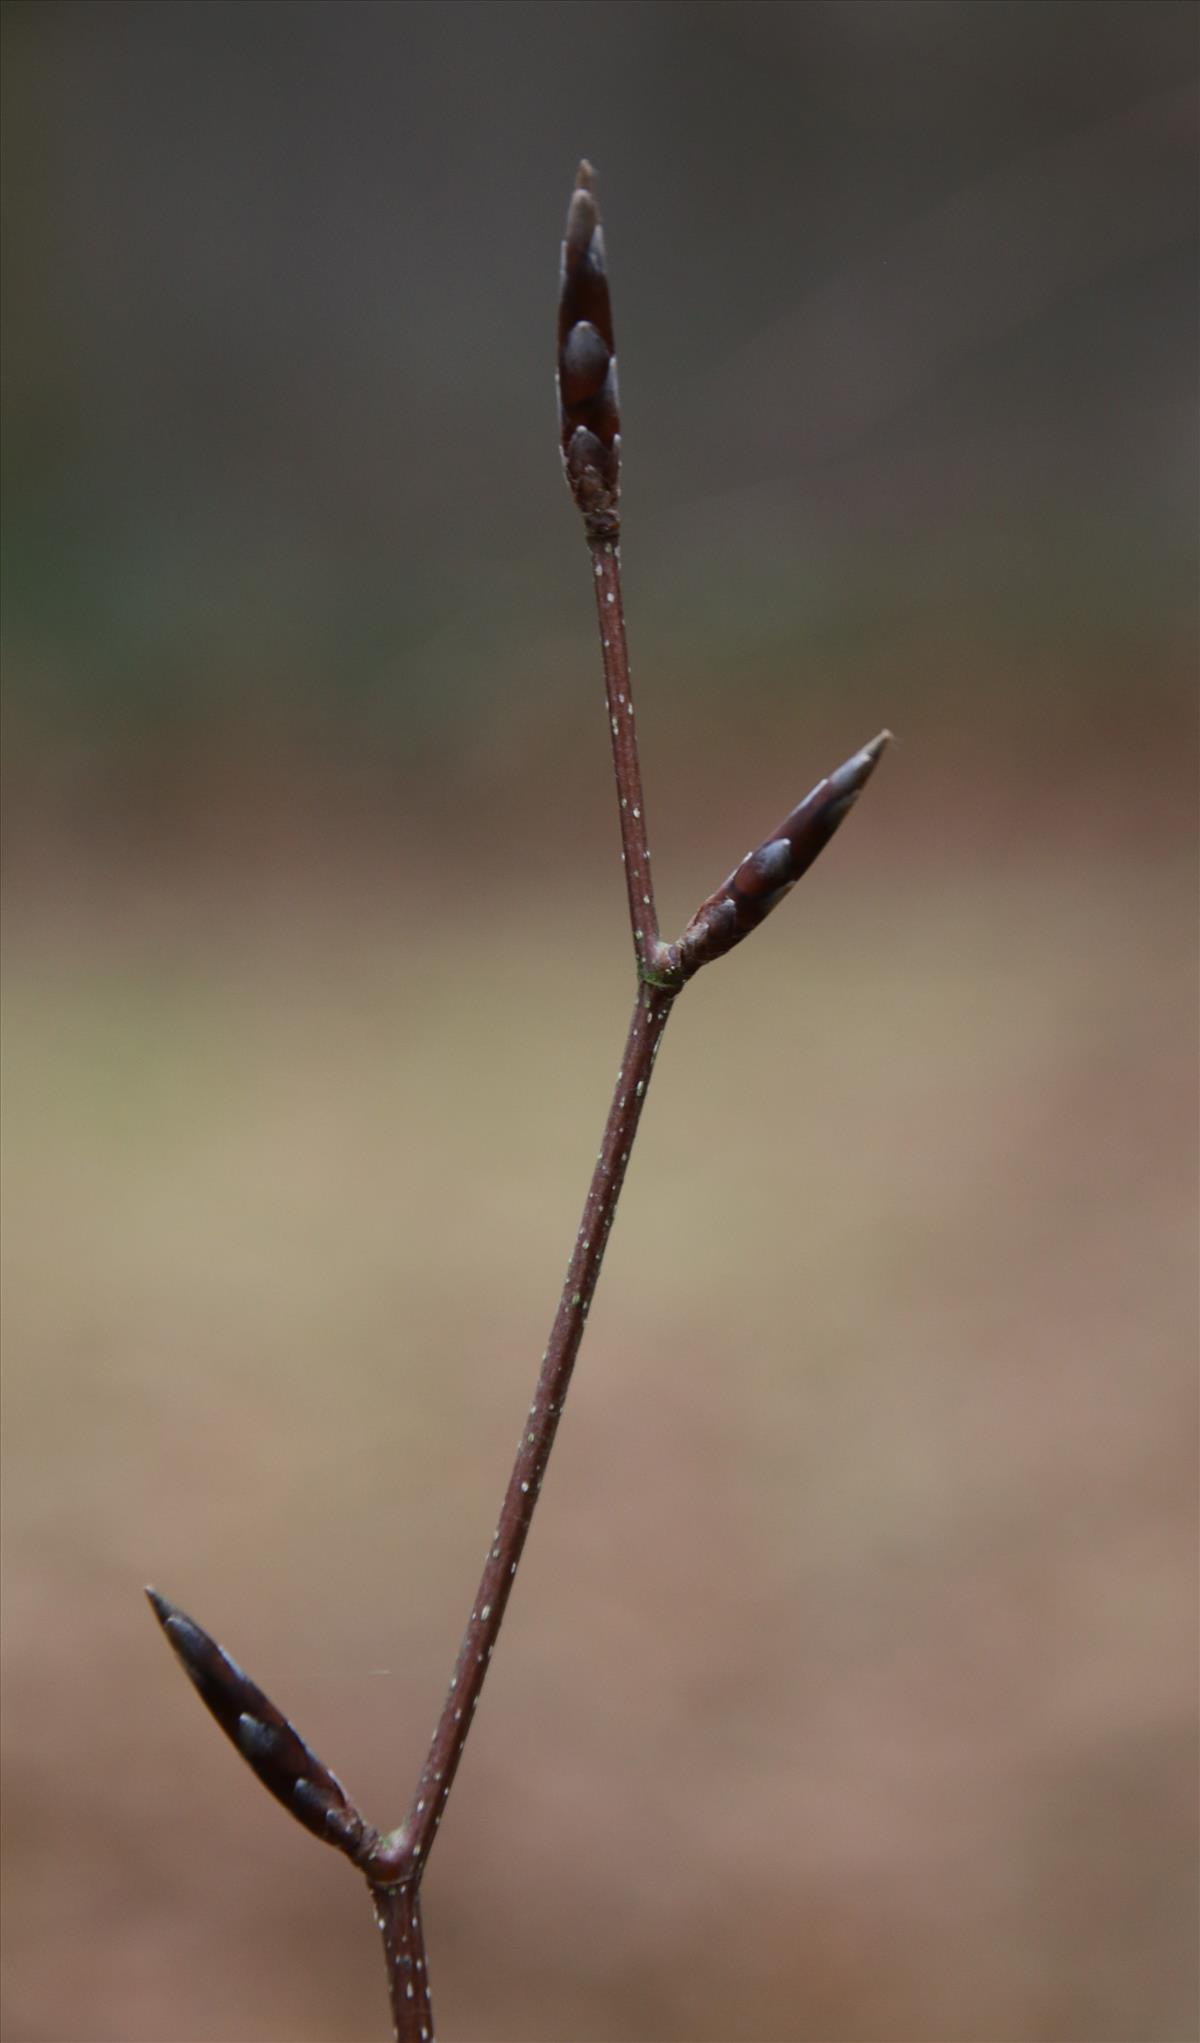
left=2, top=4, right=1196, bottom=2040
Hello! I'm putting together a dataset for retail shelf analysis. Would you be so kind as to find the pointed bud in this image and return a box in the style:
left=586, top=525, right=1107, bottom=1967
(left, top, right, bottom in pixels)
left=558, top=160, right=621, bottom=542
left=676, top=732, right=892, bottom=975
left=146, top=1587, right=376, bottom=1864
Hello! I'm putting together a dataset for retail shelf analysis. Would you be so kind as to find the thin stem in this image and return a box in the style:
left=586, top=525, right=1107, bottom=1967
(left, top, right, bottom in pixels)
left=369, top=981, right=675, bottom=1889
left=370, top=1882, right=433, bottom=2043
left=590, top=540, right=666, bottom=974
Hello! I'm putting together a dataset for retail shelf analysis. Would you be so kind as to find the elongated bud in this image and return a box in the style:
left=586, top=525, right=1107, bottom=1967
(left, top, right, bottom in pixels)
left=677, top=732, right=892, bottom=975
left=146, top=1587, right=376, bottom=1864
left=558, top=160, right=621, bottom=543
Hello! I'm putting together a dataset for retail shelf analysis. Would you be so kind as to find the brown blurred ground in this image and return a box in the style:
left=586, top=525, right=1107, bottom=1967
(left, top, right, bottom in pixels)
left=3, top=750, right=1197, bottom=2041
left=2, top=3, right=1197, bottom=2039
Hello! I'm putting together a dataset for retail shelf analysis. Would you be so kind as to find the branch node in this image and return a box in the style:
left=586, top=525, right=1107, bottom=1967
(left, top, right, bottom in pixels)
left=638, top=943, right=684, bottom=992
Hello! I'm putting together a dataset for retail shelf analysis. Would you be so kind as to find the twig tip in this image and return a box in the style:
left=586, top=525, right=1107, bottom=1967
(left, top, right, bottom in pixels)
left=559, top=155, right=619, bottom=540
left=864, top=726, right=892, bottom=766
left=829, top=729, right=894, bottom=800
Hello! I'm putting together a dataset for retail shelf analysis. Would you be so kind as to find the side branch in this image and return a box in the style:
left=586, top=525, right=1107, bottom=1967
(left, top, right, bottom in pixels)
left=145, top=1588, right=378, bottom=1867
left=673, top=730, right=893, bottom=977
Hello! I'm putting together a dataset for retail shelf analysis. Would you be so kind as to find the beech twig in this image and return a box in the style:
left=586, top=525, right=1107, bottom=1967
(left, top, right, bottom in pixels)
left=149, top=159, right=890, bottom=2043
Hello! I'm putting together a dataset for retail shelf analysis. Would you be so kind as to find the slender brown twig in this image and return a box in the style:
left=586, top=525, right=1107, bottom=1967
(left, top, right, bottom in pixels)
left=148, top=159, right=890, bottom=2043
left=559, top=160, right=665, bottom=977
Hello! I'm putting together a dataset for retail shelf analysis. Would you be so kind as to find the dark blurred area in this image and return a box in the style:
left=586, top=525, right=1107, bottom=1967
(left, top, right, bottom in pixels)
left=2, top=4, right=1196, bottom=2040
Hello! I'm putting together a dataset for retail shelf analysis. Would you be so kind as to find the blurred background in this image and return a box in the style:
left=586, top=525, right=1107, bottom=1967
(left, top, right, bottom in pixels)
left=2, top=3, right=1196, bottom=2039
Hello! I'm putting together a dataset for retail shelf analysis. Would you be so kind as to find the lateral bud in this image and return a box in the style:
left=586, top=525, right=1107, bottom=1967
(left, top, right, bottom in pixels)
left=558, top=160, right=621, bottom=543
left=145, top=1587, right=377, bottom=1864
left=676, top=731, right=893, bottom=975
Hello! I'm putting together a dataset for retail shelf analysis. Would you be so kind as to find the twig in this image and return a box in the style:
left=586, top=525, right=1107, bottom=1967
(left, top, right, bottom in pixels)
left=148, top=158, right=890, bottom=2043
left=558, top=160, right=665, bottom=977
